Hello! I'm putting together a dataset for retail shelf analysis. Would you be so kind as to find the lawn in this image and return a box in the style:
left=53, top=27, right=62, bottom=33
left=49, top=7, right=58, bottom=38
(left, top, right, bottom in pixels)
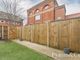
left=0, top=41, right=52, bottom=60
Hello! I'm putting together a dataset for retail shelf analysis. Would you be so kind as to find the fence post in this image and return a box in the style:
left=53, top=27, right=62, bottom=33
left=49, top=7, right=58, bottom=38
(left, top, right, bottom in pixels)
left=8, top=26, right=10, bottom=39
left=45, top=21, right=50, bottom=47
left=2, top=26, right=4, bottom=39
left=20, top=26, right=23, bottom=41
left=30, top=25, right=33, bottom=42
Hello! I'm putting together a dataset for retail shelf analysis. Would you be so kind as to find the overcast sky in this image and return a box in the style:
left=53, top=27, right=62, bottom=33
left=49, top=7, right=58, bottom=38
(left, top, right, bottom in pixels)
left=57, top=0, right=80, bottom=15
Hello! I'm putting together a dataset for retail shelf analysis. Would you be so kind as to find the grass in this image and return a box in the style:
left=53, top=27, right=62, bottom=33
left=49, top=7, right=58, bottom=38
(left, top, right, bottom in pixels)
left=0, top=41, right=52, bottom=60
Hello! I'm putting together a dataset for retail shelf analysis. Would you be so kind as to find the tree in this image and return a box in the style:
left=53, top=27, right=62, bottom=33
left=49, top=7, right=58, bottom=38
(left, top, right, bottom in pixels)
left=0, top=0, right=24, bottom=21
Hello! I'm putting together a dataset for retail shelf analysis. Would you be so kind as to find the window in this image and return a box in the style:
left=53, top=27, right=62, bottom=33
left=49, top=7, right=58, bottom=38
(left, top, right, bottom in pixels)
left=35, top=14, right=40, bottom=21
left=35, top=9, right=39, bottom=14
left=44, top=5, right=49, bottom=10
left=0, top=20, right=5, bottom=23
left=29, top=12, right=32, bottom=16
left=1, top=21, right=4, bottom=22
left=56, top=17, right=62, bottom=20
left=35, top=9, right=40, bottom=21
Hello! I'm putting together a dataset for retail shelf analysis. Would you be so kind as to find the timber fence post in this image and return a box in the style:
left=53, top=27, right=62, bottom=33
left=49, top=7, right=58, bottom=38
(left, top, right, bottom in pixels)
left=46, top=21, right=50, bottom=47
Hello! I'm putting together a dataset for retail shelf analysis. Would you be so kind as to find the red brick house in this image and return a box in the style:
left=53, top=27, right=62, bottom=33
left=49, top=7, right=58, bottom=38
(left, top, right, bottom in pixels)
left=27, top=0, right=66, bottom=25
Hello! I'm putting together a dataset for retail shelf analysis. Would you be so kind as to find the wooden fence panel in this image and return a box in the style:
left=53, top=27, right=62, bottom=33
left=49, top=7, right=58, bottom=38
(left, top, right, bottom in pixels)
left=25, top=25, right=31, bottom=41
left=49, top=22, right=59, bottom=48
left=24, top=26, right=28, bottom=41
left=69, top=19, right=80, bottom=52
left=77, top=19, right=80, bottom=52
left=34, top=24, right=39, bottom=43
left=22, top=27, right=26, bottom=40
left=39, top=23, right=47, bottom=45
left=38, top=24, right=43, bottom=44
left=41, top=23, right=47, bottom=45
left=30, top=25, right=35, bottom=42
left=9, top=26, right=17, bottom=39
left=58, top=21, right=70, bottom=50
left=17, top=26, right=21, bottom=39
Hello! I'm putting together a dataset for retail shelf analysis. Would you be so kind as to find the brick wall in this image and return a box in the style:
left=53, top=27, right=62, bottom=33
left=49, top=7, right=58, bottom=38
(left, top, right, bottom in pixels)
left=55, top=6, right=66, bottom=20
left=27, top=0, right=65, bottom=25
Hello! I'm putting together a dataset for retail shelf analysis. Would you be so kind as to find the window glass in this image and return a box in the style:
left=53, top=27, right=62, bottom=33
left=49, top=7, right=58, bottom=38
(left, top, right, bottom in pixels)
left=57, top=17, right=62, bottom=20
left=35, top=9, right=40, bottom=21
left=44, top=5, right=49, bottom=10
left=35, top=14, right=40, bottom=21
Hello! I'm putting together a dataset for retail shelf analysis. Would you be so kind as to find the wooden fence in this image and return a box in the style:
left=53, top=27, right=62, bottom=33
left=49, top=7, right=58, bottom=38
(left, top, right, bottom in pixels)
left=9, top=25, right=19, bottom=39
left=21, top=18, right=80, bottom=52
left=0, top=25, right=20, bottom=40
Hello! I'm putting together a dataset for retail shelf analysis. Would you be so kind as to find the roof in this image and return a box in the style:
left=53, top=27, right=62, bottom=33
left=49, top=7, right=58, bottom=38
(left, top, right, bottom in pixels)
left=66, top=13, right=80, bottom=19
left=0, top=11, right=22, bottom=22
left=0, top=18, right=22, bottom=23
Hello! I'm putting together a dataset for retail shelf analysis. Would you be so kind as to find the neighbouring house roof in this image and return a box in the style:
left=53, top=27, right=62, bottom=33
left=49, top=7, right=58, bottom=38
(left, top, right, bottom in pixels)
left=66, top=13, right=80, bottom=19
left=0, top=11, right=22, bottom=22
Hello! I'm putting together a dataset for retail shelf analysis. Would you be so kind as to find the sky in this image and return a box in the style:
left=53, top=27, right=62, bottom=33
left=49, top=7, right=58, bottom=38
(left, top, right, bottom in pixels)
left=57, top=0, right=80, bottom=15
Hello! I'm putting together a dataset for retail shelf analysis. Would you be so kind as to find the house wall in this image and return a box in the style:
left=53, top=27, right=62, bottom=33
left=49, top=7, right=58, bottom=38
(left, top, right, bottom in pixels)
left=55, top=6, right=65, bottom=20
left=27, top=0, right=65, bottom=25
